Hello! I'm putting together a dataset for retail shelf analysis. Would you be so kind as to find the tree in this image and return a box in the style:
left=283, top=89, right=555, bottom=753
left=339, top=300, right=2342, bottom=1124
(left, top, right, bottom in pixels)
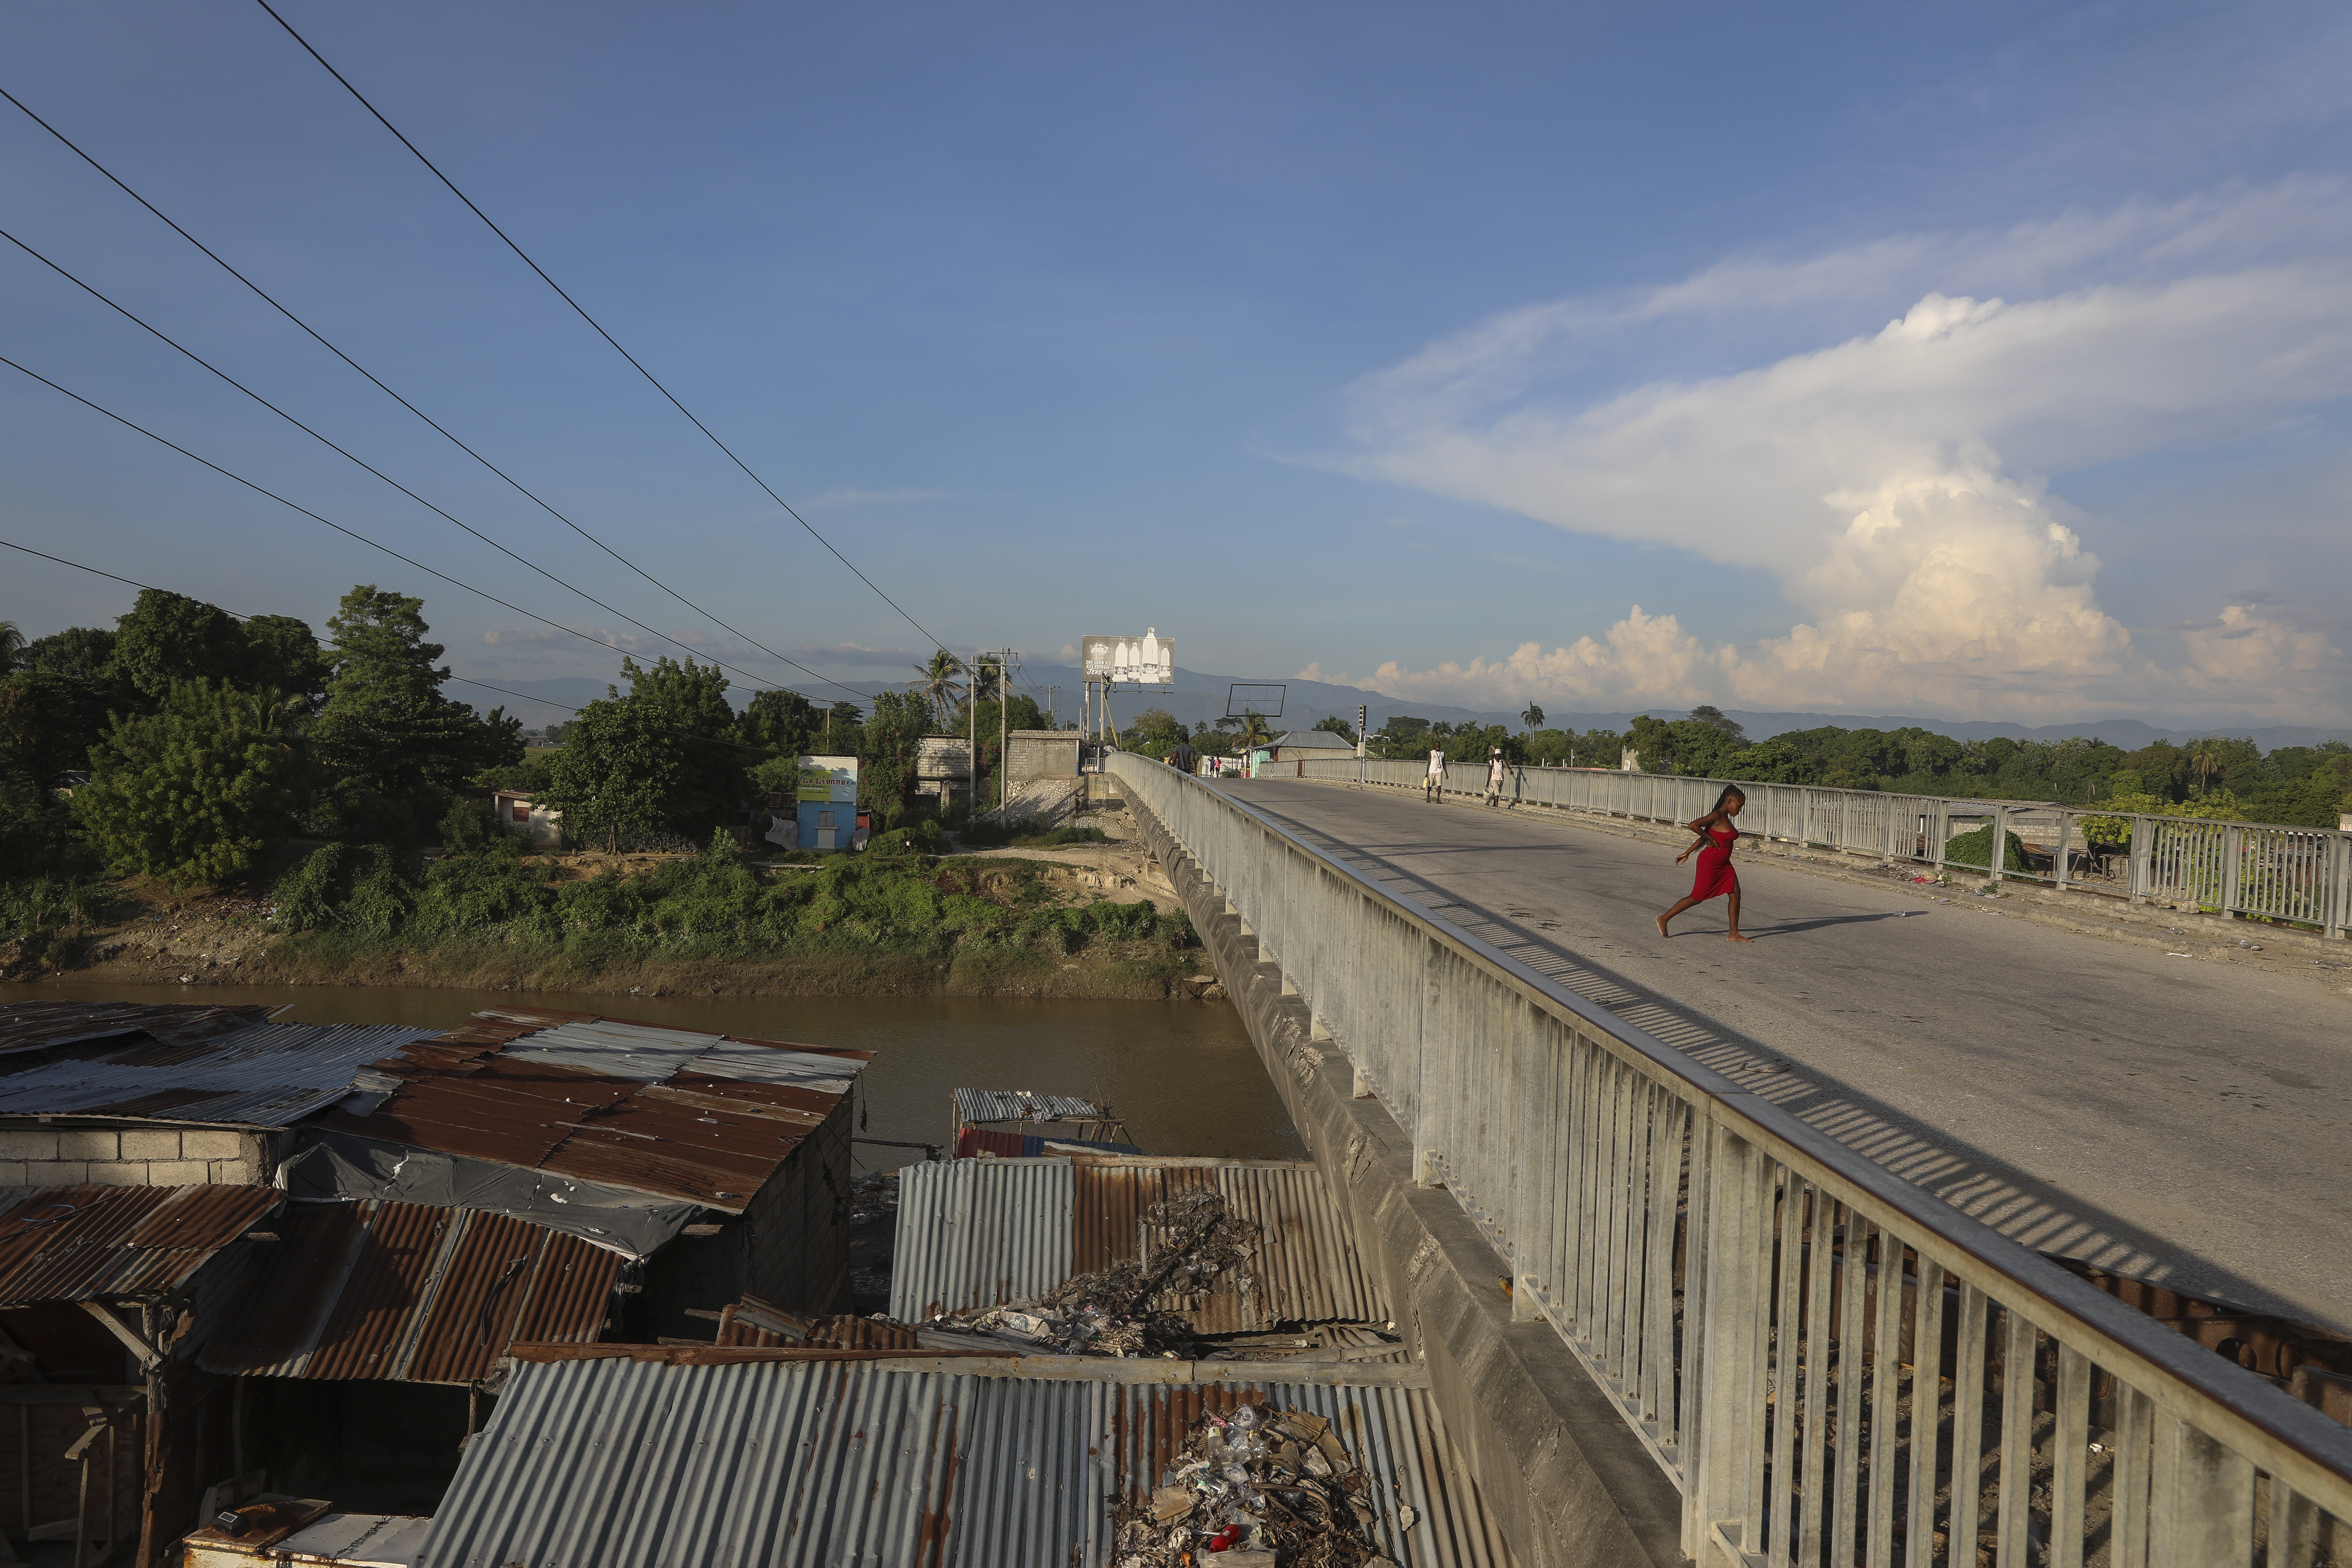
left=740, top=688, right=819, bottom=759
left=539, top=698, right=680, bottom=853
left=819, top=700, right=866, bottom=757
left=2186, top=739, right=2225, bottom=797
left=0, top=673, right=122, bottom=788
left=907, top=649, right=966, bottom=729
left=1688, top=705, right=1745, bottom=742
left=858, top=690, right=930, bottom=828
left=22, top=626, right=116, bottom=679
left=74, top=679, right=299, bottom=884
left=1312, top=714, right=1357, bottom=745
left=241, top=614, right=332, bottom=711
left=1234, top=711, right=1274, bottom=754
left=615, top=655, right=744, bottom=831
left=108, top=590, right=250, bottom=698
left=0, top=621, right=22, bottom=676
left=1520, top=703, right=1544, bottom=733
left=311, top=585, right=518, bottom=838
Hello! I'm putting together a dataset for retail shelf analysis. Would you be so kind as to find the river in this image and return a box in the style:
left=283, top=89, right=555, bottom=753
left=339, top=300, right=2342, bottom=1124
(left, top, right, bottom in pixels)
left=0, top=981, right=1306, bottom=1168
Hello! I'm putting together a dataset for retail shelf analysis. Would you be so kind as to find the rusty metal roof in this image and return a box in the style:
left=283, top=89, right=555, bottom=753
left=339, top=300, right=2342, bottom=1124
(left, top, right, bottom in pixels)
left=890, top=1154, right=1389, bottom=1332
left=312, top=1010, right=871, bottom=1213
left=410, top=1357, right=1517, bottom=1568
left=0, top=1000, right=272, bottom=1058
left=0, top=1023, right=433, bottom=1128
left=196, top=1200, right=618, bottom=1385
left=0, top=1184, right=279, bottom=1304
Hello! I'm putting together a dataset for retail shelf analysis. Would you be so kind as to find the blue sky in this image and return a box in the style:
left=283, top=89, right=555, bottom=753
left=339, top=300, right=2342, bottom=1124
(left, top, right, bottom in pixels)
left=5, top=0, right=2350, bottom=723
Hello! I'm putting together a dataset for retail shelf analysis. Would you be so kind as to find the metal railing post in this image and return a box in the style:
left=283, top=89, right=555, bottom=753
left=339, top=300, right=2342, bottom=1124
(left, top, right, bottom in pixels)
left=2053, top=811, right=2072, bottom=892
left=2221, top=824, right=2244, bottom=918
left=1989, top=804, right=2007, bottom=886
left=2130, top=816, right=2152, bottom=906
left=2330, top=834, right=2349, bottom=941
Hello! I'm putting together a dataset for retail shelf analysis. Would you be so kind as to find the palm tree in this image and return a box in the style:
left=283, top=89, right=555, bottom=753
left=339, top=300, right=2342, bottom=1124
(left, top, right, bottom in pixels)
left=0, top=620, right=23, bottom=676
left=1236, top=710, right=1274, bottom=753
left=907, top=649, right=966, bottom=729
left=2187, top=739, right=2224, bottom=797
left=1520, top=702, right=1544, bottom=733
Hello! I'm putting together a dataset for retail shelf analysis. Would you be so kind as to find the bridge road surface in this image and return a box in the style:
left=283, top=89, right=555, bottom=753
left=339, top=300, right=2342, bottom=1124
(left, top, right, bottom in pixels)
left=1206, top=776, right=2352, bottom=1332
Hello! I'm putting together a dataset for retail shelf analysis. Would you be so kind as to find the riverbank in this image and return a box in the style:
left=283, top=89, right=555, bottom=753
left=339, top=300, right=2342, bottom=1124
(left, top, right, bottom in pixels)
left=0, top=803, right=1224, bottom=1001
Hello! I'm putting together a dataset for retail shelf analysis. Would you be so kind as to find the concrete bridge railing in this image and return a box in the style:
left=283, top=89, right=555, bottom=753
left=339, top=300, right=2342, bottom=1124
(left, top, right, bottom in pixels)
left=1113, top=751, right=2352, bottom=1568
left=1291, top=755, right=2352, bottom=940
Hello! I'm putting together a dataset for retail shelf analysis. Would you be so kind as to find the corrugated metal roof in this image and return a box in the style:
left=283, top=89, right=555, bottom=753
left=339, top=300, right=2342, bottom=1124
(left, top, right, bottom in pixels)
left=951, top=1088, right=1113, bottom=1125
left=0, top=1183, right=278, bottom=1304
left=1270, top=729, right=1357, bottom=749
left=713, top=1295, right=924, bottom=1351
left=0, top=1000, right=275, bottom=1058
left=889, top=1157, right=1073, bottom=1322
left=410, top=1357, right=1516, bottom=1568
left=313, top=1010, right=870, bottom=1213
left=893, top=1154, right=1389, bottom=1332
left=0, top=1023, right=432, bottom=1127
left=197, top=1200, right=618, bottom=1385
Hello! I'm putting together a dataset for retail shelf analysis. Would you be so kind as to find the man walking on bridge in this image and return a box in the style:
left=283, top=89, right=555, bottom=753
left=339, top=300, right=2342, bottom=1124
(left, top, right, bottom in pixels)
left=1424, top=747, right=1447, bottom=802
left=1485, top=747, right=1507, bottom=808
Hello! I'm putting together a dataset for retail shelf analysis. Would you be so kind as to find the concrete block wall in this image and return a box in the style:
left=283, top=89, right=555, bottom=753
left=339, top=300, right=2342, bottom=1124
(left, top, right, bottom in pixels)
left=0, top=1126, right=266, bottom=1188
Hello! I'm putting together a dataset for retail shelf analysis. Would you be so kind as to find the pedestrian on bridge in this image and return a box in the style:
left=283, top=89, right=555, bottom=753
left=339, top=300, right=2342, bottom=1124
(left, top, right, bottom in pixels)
left=1424, top=747, right=1448, bottom=802
left=1485, top=748, right=1506, bottom=807
left=1657, top=785, right=1755, bottom=942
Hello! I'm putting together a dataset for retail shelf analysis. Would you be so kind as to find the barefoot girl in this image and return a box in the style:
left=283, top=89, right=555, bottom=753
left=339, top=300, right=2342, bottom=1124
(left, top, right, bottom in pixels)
left=1656, top=785, right=1754, bottom=942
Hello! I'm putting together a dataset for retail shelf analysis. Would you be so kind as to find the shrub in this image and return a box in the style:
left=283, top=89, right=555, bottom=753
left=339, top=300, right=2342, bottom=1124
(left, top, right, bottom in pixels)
left=1942, top=825, right=2029, bottom=871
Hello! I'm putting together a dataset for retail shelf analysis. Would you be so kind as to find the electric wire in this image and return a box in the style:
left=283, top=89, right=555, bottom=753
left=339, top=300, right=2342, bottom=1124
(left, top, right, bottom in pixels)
left=0, top=222, right=844, bottom=705
left=0, top=352, right=865, bottom=706
left=0, top=82, right=856, bottom=696
left=249, top=0, right=950, bottom=655
left=0, top=536, right=825, bottom=759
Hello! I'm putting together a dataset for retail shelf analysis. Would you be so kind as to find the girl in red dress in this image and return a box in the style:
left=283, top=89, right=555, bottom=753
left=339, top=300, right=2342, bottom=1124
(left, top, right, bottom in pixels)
left=1656, top=785, right=1754, bottom=942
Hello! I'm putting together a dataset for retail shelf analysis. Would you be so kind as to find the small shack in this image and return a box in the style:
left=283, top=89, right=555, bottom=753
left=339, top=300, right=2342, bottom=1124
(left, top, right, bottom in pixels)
left=948, top=1087, right=1132, bottom=1158
left=1268, top=728, right=1356, bottom=765
left=487, top=790, right=563, bottom=849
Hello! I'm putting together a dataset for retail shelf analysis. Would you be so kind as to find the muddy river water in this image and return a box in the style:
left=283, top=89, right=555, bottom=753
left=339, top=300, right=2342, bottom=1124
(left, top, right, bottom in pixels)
left=0, top=982, right=1306, bottom=1168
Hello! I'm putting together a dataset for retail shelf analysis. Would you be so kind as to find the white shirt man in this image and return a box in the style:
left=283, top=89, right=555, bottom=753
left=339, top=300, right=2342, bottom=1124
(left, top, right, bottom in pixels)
left=1486, top=751, right=1507, bottom=807
left=1424, top=748, right=1447, bottom=802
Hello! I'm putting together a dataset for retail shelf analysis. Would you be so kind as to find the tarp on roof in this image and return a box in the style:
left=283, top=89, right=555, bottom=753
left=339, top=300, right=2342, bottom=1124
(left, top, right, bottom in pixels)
left=951, top=1088, right=1112, bottom=1126
left=0, top=1023, right=432, bottom=1127
left=890, top=1154, right=1389, bottom=1332
left=197, top=1199, right=618, bottom=1385
left=0, top=1184, right=278, bottom=1305
left=408, top=1356, right=1517, bottom=1568
left=0, top=1001, right=272, bottom=1058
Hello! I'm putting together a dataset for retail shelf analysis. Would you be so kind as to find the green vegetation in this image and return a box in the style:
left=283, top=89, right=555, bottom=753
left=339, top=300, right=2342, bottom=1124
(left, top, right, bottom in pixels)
left=270, top=831, right=1195, bottom=990
left=1940, top=825, right=2030, bottom=871
left=74, top=680, right=303, bottom=885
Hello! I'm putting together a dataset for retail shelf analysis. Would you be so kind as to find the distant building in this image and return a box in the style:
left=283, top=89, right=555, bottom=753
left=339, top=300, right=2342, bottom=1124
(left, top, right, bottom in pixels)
left=1268, top=729, right=1356, bottom=763
left=490, top=789, right=563, bottom=848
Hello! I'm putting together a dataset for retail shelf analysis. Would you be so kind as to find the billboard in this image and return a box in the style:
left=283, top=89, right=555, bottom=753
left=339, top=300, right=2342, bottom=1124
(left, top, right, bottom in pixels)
left=1081, top=629, right=1174, bottom=687
left=798, top=755, right=859, bottom=803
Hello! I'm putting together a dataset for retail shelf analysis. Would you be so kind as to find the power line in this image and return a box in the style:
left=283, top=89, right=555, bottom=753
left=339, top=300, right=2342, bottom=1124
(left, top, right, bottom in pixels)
left=249, top=0, right=950, bottom=654
left=0, top=221, right=818, bottom=704
left=0, top=82, right=846, bottom=698
left=0, top=352, right=868, bottom=705
left=0, top=537, right=813, bottom=759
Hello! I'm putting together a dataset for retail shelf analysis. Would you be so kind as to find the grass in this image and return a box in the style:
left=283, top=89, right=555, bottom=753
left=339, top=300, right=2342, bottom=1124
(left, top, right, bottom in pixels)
left=262, top=839, right=1198, bottom=996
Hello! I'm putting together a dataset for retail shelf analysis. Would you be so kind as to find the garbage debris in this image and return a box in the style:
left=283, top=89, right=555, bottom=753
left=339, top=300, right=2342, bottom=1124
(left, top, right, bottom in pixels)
left=1109, top=1403, right=1402, bottom=1568
left=922, top=1188, right=1262, bottom=1358
left=848, top=1169, right=900, bottom=1228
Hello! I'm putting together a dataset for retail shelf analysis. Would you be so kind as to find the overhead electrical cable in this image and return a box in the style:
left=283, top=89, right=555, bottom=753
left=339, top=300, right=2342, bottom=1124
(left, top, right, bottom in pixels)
left=0, top=353, right=866, bottom=705
left=0, top=538, right=816, bottom=758
left=0, top=223, right=833, bottom=704
left=248, top=0, right=949, bottom=653
left=0, top=83, right=848, bottom=693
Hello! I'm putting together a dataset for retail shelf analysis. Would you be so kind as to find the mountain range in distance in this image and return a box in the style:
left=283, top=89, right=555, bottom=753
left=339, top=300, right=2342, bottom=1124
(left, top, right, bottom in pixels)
left=462, top=663, right=2352, bottom=754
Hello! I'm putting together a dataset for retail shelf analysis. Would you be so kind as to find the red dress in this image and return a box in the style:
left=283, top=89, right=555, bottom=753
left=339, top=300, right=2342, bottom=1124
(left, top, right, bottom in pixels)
left=1690, top=825, right=1739, bottom=901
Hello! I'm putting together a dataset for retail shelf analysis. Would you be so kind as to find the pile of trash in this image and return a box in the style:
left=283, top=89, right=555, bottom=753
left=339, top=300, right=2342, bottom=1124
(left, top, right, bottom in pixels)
left=847, top=1170, right=900, bottom=1228
left=923, top=1189, right=1261, bottom=1359
left=1110, top=1404, right=1403, bottom=1568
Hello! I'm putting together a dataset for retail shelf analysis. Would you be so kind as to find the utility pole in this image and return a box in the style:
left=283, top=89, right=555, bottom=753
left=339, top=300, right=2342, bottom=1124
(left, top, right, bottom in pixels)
left=968, top=648, right=979, bottom=818
left=1357, top=703, right=1368, bottom=789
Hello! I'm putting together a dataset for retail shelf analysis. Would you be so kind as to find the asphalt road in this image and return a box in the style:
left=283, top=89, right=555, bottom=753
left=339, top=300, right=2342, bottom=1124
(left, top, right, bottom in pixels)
left=1212, top=777, right=2352, bottom=1331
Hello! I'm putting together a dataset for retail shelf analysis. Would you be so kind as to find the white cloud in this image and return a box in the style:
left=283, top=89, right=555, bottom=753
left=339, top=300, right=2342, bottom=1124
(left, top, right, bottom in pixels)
left=1337, top=184, right=2352, bottom=722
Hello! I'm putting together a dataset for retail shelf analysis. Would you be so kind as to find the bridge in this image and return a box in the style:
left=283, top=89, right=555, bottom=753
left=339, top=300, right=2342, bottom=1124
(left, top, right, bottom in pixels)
left=1105, top=751, right=2352, bottom=1568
